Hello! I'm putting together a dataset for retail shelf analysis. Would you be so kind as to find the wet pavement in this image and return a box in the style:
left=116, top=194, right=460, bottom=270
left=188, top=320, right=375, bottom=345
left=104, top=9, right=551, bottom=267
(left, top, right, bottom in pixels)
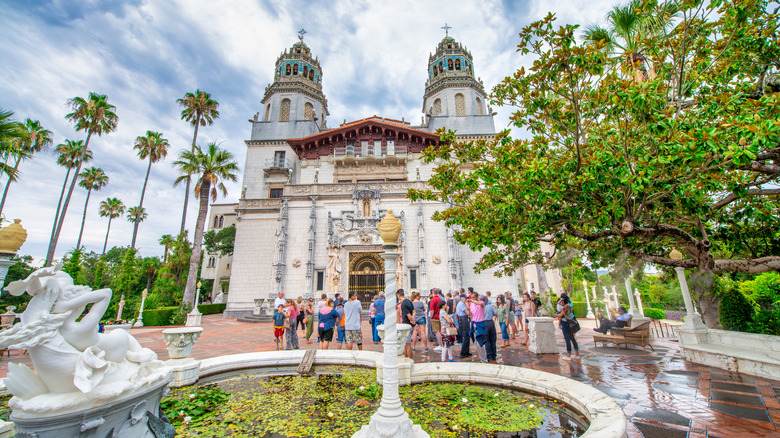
left=2, top=314, right=778, bottom=437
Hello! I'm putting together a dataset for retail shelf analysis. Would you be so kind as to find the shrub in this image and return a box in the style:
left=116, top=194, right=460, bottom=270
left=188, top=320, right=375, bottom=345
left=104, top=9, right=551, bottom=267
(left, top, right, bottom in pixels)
left=747, top=304, right=780, bottom=336
left=719, top=287, right=754, bottom=332
left=571, top=301, right=587, bottom=318
left=197, top=303, right=227, bottom=315
left=142, top=306, right=178, bottom=327
left=644, top=308, right=666, bottom=320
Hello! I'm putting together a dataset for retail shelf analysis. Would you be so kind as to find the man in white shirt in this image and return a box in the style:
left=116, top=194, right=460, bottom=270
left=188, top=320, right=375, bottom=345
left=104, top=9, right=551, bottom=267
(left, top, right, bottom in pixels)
left=273, top=291, right=286, bottom=310
left=344, top=292, right=363, bottom=350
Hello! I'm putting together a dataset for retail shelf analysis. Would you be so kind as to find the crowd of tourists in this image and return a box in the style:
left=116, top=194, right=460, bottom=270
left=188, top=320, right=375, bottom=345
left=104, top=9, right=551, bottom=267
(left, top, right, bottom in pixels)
left=269, top=287, right=583, bottom=360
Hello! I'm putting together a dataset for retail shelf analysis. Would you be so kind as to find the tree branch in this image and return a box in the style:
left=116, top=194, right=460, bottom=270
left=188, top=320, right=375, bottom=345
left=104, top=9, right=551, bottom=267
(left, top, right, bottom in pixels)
left=714, top=256, right=780, bottom=273
left=711, top=188, right=780, bottom=210
left=627, top=249, right=698, bottom=268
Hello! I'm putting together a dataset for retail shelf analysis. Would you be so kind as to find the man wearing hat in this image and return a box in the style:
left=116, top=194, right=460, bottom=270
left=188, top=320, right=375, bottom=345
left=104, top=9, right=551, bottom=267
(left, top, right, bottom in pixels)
left=594, top=306, right=632, bottom=333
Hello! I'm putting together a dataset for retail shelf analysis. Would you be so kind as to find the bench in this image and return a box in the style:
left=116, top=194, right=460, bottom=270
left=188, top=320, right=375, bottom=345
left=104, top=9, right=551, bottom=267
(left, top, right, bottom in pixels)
left=679, top=328, right=780, bottom=380
left=593, top=321, right=654, bottom=351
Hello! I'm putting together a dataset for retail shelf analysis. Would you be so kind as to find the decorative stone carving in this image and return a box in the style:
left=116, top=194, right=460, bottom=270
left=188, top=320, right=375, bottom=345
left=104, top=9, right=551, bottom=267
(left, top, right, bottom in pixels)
left=254, top=299, right=264, bottom=316
left=162, top=327, right=203, bottom=360
left=0, top=263, right=170, bottom=420
left=292, top=258, right=302, bottom=268
left=378, top=210, right=402, bottom=245
left=376, top=323, right=412, bottom=357
left=432, top=255, right=441, bottom=264
left=0, top=219, right=27, bottom=255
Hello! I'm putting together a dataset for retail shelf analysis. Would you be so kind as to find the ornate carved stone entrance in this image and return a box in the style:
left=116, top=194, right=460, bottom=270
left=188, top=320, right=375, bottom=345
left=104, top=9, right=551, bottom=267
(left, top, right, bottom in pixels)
left=349, top=252, right=385, bottom=308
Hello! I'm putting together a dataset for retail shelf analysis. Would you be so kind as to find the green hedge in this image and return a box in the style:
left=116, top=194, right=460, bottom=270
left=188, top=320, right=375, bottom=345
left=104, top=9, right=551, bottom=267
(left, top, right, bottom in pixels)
left=719, top=287, right=753, bottom=332
left=142, top=306, right=179, bottom=327
left=644, top=308, right=666, bottom=320
left=570, top=301, right=607, bottom=318
left=197, top=303, right=227, bottom=315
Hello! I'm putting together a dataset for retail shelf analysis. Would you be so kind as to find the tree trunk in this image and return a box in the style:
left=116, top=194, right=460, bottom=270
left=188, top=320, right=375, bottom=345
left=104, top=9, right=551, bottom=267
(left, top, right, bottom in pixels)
left=690, top=269, right=722, bottom=329
left=182, top=179, right=210, bottom=308
left=75, top=188, right=92, bottom=249
left=536, top=263, right=551, bottom=307
left=48, top=167, right=72, bottom=262
left=102, top=216, right=113, bottom=255
left=163, top=245, right=169, bottom=263
left=46, top=131, right=92, bottom=266
left=131, top=158, right=152, bottom=249
left=0, top=157, right=21, bottom=218
left=179, top=119, right=201, bottom=235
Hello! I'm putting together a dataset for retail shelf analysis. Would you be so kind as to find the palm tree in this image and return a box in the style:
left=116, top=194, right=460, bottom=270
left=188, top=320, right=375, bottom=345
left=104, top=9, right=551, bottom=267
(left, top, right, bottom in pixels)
left=127, top=206, right=147, bottom=224
left=0, top=118, right=53, bottom=217
left=130, top=130, right=170, bottom=249
left=50, top=140, right=92, bottom=253
left=75, top=167, right=109, bottom=249
left=583, top=0, right=678, bottom=81
left=98, top=197, right=125, bottom=255
left=46, top=92, right=118, bottom=266
left=173, top=142, right=237, bottom=307
left=177, top=90, right=219, bottom=235
left=0, top=109, right=25, bottom=193
left=159, top=234, right=174, bottom=263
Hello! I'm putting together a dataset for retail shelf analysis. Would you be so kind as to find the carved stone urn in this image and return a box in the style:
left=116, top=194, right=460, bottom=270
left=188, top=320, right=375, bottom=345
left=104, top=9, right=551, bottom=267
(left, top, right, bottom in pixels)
left=375, top=323, right=412, bottom=357
left=163, top=327, right=203, bottom=359
left=377, top=210, right=402, bottom=246
left=0, top=219, right=27, bottom=256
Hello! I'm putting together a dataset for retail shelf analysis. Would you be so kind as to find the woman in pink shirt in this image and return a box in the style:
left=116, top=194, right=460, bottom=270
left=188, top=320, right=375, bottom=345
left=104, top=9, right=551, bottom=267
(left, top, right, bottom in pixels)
left=284, top=300, right=299, bottom=350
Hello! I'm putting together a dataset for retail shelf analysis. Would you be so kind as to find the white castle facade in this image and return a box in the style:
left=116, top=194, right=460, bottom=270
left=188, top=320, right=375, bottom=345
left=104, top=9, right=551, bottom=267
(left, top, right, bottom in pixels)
left=201, top=35, right=562, bottom=317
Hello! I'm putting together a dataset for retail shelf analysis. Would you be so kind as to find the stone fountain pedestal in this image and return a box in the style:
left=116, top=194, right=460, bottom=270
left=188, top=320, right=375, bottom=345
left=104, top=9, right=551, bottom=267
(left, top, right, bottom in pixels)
left=10, top=375, right=173, bottom=438
left=163, top=327, right=203, bottom=388
left=375, top=323, right=413, bottom=386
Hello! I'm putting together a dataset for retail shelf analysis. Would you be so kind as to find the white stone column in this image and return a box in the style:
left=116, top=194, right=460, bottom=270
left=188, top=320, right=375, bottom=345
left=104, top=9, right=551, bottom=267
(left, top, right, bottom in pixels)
left=624, top=277, right=639, bottom=318
left=634, top=288, right=645, bottom=317
left=583, top=280, right=595, bottom=319
left=674, top=267, right=707, bottom=331
left=611, top=285, right=620, bottom=308
left=354, top=211, right=427, bottom=438
left=134, top=289, right=147, bottom=327
left=186, top=282, right=203, bottom=327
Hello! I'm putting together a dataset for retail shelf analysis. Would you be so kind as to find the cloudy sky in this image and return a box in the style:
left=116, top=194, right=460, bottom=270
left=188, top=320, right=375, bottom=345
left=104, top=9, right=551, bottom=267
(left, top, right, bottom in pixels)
left=1, top=0, right=616, bottom=264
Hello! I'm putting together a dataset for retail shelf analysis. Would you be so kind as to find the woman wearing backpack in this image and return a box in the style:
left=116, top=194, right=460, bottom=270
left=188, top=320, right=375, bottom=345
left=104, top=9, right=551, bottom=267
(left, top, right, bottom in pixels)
left=555, top=293, right=579, bottom=359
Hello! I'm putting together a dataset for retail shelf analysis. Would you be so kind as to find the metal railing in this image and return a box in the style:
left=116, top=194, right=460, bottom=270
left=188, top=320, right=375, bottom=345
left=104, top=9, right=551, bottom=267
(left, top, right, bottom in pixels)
left=263, top=157, right=292, bottom=170
left=333, top=144, right=408, bottom=158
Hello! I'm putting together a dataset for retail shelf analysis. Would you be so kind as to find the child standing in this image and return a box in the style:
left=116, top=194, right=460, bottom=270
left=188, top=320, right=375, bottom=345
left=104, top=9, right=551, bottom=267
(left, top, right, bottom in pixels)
left=438, top=301, right=456, bottom=362
left=273, top=304, right=286, bottom=350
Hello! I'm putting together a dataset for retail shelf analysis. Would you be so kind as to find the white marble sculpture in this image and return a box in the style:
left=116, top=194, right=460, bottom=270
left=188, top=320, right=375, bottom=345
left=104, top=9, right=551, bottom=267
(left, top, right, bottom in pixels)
left=0, top=263, right=170, bottom=417
left=213, top=290, right=225, bottom=304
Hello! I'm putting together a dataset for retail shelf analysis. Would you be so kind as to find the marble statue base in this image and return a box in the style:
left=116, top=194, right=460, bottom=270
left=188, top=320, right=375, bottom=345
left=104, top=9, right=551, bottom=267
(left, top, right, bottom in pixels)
left=352, top=412, right=430, bottom=438
left=0, top=420, right=13, bottom=438
left=11, top=375, right=173, bottom=438
left=527, top=317, right=558, bottom=354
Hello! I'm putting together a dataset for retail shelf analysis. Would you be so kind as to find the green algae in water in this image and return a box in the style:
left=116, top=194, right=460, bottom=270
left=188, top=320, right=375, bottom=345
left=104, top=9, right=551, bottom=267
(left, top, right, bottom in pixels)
left=163, top=367, right=585, bottom=437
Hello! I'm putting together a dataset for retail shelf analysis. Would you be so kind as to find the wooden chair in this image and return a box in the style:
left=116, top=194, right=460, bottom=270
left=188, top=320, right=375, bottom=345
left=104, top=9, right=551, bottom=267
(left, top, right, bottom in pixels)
left=593, top=320, right=654, bottom=351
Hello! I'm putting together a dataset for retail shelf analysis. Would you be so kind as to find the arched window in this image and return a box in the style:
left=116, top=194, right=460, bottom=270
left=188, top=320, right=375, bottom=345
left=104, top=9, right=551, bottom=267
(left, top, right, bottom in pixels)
left=447, top=59, right=453, bottom=70
left=455, top=59, right=461, bottom=70
left=208, top=257, right=215, bottom=268
left=213, top=216, right=219, bottom=228
left=303, top=65, right=309, bottom=77
left=285, top=64, right=291, bottom=75
left=279, top=98, right=291, bottom=122
left=476, top=97, right=484, bottom=115
left=263, top=103, right=270, bottom=121
left=219, top=216, right=224, bottom=228
left=309, top=70, right=314, bottom=80
left=433, top=98, right=442, bottom=116
left=293, top=64, right=299, bottom=75
left=455, top=93, right=466, bottom=117
left=433, top=67, right=438, bottom=77
left=304, top=102, right=314, bottom=120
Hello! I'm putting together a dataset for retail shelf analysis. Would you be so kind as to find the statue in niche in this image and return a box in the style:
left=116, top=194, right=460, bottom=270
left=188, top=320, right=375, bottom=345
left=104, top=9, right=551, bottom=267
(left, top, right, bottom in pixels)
left=362, top=197, right=371, bottom=217
left=328, top=247, right=342, bottom=286
left=0, top=263, right=168, bottom=415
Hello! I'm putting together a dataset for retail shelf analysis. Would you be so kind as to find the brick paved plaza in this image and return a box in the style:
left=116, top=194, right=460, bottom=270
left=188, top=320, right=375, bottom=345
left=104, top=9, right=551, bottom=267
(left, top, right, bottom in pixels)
left=3, top=314, right=779, bottom=437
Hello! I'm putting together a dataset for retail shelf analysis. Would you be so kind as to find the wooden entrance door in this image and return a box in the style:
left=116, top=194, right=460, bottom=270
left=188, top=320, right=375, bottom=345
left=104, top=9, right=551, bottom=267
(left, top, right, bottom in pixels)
left=349, top=253, right=384, bottom=309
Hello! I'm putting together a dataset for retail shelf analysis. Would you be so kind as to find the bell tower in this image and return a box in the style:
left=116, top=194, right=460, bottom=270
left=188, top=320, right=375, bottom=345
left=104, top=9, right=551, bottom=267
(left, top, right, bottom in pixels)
left=250, top=30, right=329, bottom=141
left=421, top=28, right=495, bottom=136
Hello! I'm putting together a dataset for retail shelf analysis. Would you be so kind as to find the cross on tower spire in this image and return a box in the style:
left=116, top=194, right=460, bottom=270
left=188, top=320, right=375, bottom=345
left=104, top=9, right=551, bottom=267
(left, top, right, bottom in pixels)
left=298, top=28, right=307, bottom=42
left=441, top=23, right=452, bottom=37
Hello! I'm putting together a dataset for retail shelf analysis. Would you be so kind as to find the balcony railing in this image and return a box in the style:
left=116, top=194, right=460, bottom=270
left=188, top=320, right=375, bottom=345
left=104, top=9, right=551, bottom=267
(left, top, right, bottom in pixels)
left=264, top=158, right=292, bottom=170
left=333, top=144, right=408, bottom=158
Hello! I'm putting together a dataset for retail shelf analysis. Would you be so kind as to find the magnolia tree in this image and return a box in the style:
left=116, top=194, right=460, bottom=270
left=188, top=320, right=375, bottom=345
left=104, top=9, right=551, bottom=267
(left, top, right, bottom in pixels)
left=409, top=0, right=780, bottom=327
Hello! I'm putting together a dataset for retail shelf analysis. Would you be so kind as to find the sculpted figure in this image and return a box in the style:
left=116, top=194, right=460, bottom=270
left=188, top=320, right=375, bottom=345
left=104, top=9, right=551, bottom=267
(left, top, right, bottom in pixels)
left=0, top=264, right=168, bottom=415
